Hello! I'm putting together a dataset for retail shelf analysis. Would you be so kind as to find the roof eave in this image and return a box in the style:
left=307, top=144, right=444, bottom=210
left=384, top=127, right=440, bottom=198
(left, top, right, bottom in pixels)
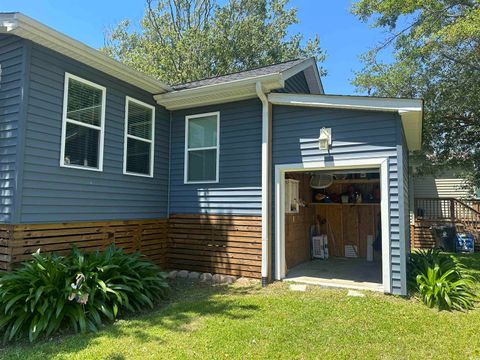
left=268, top=93, right=423, bottom=151
left=280, top=57, right=323, bottom=94
left=155, top=73, right=284, bottom=110
left=0, top=13, right=171, bottom=94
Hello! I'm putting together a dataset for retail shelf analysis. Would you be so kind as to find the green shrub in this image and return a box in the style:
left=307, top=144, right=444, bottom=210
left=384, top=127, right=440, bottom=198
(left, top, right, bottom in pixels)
left=408, top=249, right=477, bottom=311
left=0, top=246, right=168, bottom=342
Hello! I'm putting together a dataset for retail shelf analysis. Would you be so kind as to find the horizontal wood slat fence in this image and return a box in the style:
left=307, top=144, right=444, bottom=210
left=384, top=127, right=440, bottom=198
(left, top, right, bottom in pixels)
left=0, top=215, right=262, bottom=278
left=0, top=219, right=168, bottom=271
left=167, top=214, right=262, bottom=278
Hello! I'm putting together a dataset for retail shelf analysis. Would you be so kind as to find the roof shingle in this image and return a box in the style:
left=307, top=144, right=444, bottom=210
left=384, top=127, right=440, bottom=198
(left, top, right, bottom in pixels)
left=171, top=58, right=306, bottom=91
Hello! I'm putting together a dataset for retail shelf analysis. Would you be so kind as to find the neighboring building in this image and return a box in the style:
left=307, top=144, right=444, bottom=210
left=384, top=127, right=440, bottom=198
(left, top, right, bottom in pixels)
left=0, top=13, right=425, bottom=295
left=413, top=171, right=476, bottom=199
left=411, top=171, right=480, bottom=250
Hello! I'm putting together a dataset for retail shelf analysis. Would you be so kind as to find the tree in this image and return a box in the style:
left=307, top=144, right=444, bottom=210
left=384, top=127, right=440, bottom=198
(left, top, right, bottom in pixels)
left=102, top=0, right=326, bottom=85
left=351, top=0, right=480, bottom=192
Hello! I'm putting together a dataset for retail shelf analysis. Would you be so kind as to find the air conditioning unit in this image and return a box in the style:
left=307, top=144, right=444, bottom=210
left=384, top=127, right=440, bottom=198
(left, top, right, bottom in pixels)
left=312, top=235, right=329, bottom=259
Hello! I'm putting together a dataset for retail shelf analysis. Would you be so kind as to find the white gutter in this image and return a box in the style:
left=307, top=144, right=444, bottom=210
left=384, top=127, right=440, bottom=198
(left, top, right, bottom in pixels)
left=155, top=74, right=284, bottom=110
left=256, top=82, right=271, bottom=286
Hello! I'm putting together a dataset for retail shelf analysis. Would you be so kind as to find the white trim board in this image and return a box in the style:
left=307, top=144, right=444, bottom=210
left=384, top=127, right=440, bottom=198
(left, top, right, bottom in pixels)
left=274, top=157, right=392, bottom=294
left=123, top=96, right=156, bottom=178
left=256, top=82, right=271, bottom=282
left=268, top=93, right=423, bottom=151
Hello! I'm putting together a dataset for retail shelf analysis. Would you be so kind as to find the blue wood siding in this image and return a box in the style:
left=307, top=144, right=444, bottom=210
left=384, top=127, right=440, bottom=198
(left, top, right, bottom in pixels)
left=271, top=105, right=408, bottom=295
left=0, top=35, right=24, bottom=223
left=277, top=71, right=310, bottom=94
left=169, top=99, right=262, bottom=215
left=17, top=41, right=170, bottom=223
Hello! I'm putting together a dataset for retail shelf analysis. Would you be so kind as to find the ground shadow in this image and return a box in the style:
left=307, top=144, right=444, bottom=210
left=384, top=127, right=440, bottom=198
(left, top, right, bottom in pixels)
left=0, top=281, right=261, bottom=359
left=453, top=252, right=480, bottom=280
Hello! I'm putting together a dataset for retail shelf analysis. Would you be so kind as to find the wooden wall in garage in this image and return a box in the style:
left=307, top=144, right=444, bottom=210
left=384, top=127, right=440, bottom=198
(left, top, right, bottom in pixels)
left=315, top=204, right=381, bottom=258
left=285, top=173, right=316, bottom=270
left=284, top=172, right=382, bottom=268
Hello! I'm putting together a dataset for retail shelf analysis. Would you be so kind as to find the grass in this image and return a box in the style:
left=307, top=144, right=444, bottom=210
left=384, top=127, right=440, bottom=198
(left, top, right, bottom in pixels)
left=1, top=252, right=479, bottom=360
left=452, top=252, right=480, bottom=279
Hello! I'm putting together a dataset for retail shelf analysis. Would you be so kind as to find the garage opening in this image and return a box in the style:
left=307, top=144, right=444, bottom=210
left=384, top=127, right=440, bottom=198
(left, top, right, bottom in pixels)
left=282, top=169, right=383, bottom=291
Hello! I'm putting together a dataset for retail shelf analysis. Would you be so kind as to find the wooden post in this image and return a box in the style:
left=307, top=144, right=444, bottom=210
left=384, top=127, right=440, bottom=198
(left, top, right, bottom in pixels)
left=450, top=199, right=455, bottom=225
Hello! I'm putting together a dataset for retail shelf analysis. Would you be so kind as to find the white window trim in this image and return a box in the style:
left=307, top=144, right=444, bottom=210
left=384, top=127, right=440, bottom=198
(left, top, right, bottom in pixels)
left=123, top=96, right=156, bottom=178
left=60, top=72, right=106, bottom=172
left=184, top=111, right=220, bottom=184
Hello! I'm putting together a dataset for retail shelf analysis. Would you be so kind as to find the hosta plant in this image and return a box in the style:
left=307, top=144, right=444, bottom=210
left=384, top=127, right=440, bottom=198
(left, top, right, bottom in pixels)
left=408, top=249, right=477, bottom=311
left=0, top=246, right=168, bottom=342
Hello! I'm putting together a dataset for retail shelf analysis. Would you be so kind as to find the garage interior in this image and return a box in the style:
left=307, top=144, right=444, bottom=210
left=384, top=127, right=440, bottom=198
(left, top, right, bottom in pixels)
left=283, top=169, right=383, bottom=291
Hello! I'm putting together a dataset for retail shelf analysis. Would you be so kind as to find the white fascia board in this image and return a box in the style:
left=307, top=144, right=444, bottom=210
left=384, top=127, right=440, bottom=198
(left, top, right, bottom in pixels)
left=269, top=93, right=423, bottom=112
left=269, top=92, right=423, bottom=151
left=0, top=13, right=171, bottom=94
left=155, top=74, right=284, bottom=110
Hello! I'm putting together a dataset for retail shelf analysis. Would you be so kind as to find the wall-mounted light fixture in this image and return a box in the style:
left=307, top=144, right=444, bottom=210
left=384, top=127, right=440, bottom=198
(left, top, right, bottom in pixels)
left=318, top=127, right=332, bottom=150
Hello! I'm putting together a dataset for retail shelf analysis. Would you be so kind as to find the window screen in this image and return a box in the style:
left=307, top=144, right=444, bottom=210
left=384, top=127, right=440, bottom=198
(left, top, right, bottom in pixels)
left=61, top=74, right=105, bottom=170
left=124, top=98, right=154, bottom=177
left=185, top=113, right=219, bottom=183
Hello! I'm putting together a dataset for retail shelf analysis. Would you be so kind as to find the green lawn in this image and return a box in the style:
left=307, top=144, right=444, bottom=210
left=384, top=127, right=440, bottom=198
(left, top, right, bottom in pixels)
left=1, top=253, right=480, bottom=360
left=453, top=252, right=480, bottom=278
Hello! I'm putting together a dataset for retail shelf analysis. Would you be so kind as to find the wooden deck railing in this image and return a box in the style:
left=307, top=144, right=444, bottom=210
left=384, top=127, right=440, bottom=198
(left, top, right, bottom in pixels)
left=415, top=198, right=480, bottom=223
left=413, top=198, right=480, bottom=249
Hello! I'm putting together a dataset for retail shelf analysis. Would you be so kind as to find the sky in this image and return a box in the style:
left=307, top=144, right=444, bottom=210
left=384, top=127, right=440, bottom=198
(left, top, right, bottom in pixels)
left=1, top=0, right=392, bottom=95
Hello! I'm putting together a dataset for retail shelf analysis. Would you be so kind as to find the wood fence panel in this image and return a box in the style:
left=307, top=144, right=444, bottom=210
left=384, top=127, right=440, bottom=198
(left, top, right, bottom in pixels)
left=0, top=225, right=13, bottom=271
left=168, top=214, right=262, bottom=278
left=1, top=215, right=262, bottom=278
left=1, top=219, right=168, bottom=269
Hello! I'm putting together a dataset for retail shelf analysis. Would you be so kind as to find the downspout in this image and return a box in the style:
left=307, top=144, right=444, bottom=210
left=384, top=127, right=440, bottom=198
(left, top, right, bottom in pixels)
left=256, top=82, right=271, bottom=287
left=166, top=111, right=172, bottom=218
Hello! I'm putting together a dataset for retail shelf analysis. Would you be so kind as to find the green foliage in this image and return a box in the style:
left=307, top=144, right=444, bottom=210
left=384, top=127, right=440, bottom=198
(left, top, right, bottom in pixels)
left=351, top=1, right=480, bottom=191
left=0, top=246, right=168, bottom=342
left=102, top=0, right=326, bottom=85
left=408, top=249, right=477, bottom=311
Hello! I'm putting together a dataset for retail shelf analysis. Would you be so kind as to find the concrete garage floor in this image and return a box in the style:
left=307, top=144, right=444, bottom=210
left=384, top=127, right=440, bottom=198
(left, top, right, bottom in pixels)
left=284, top=258, right=383, bottom=292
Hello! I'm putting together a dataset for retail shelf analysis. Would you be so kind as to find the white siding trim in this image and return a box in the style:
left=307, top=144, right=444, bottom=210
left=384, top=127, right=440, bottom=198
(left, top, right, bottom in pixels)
left=123, top=96, right=156, bottom=178
left=274, top=157, right=392, bottom=294
left=184, top=112, right=220, bottom=184
left=60, top=72, right=106, bottom=172
left=256, top=82, right=270, bottom=282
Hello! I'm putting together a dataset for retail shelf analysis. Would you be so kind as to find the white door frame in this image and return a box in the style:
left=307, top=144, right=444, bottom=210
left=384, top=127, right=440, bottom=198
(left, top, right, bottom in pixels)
left=274, top=157, right=392, bottom=293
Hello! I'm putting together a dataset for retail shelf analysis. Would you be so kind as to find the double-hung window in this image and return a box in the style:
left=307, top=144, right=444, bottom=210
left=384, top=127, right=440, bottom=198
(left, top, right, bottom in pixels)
left=184, top=112, right=219, bottom=183
left=123, top=97, right=155, bottom=177
left=61, top=73, right=106, bottom=171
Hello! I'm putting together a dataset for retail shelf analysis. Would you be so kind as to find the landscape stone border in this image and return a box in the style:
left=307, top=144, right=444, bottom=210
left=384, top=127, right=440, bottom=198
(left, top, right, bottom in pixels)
left=168, top=270, right=241, bottom=284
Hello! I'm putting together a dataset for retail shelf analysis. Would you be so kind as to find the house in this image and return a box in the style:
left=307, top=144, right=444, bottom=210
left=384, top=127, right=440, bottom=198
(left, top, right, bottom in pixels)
left=0, top=13, right=424, bottom=295
left=410, top=170, right=480, bottom=249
